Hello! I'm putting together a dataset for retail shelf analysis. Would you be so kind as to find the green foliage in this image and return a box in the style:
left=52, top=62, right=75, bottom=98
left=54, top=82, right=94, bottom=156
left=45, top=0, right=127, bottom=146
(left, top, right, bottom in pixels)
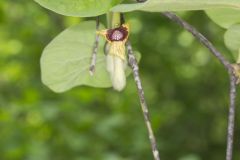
left=34, top=0, right=122, bottom=17
left=112, top=0, right=240, bottom=12
left=224, top=24, right=240, bottom=59
left=205, top=8, right=240, bottom=60
left=205, top=8, right=240, bottom=29
left=41, top=21, right=111, bottom=92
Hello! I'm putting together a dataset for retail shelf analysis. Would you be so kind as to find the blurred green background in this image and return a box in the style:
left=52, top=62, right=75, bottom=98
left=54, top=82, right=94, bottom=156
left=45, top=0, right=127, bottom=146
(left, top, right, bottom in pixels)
left=0, top=0, right=239, bottom=160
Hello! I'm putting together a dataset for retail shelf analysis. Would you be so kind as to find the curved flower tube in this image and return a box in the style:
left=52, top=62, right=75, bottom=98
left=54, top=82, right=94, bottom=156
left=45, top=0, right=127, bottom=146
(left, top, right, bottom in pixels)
left=97, top=24, right=129, bottom=91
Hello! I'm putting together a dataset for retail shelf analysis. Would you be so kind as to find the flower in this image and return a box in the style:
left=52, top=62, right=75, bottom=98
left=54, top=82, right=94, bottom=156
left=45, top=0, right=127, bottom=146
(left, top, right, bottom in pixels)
left=97, top=24, right=129, bottom=91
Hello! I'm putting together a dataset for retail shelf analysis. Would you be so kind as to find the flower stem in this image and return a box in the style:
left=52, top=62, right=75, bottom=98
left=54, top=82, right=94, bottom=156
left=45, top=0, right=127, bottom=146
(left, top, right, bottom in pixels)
left=107, top=12, right=121, bottom=29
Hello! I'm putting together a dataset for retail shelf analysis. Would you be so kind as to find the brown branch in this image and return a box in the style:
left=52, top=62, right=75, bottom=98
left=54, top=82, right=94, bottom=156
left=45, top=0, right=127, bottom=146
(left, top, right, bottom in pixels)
left=226, top=73, right=237, bottom=160
left=89, top=16, right=100, bottom=76
left=126, top=41, right=161, bottom=160
left=162, top=11, right=237, bottom=160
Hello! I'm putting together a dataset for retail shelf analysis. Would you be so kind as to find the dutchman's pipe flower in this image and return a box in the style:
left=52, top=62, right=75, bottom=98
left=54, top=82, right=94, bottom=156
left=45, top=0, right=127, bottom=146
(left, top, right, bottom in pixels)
left=97, top=24, right=129, bottom=91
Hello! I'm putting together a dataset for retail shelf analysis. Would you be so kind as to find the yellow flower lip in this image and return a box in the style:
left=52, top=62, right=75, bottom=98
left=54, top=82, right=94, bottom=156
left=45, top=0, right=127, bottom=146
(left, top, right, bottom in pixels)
left=97, top=24, right=129, bottom=43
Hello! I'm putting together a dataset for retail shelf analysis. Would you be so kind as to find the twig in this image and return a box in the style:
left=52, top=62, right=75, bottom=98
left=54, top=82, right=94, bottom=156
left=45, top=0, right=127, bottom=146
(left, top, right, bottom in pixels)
left=226, top=73, right=237, bottom=160
left=162, top=11, right=237, bottom=160
left=89, top=16, right=100, bottom=76
left=126, top=41, right=161, bottom=160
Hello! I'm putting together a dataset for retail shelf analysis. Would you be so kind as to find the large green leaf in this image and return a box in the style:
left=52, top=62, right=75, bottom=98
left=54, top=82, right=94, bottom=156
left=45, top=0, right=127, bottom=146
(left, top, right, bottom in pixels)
left=111, top=0, right=240, bottom=12
left=34, top=0, right=122, bottom=17
left=41, top=21, right=140, bottom=93
left=205, top=8, right=240, bottom=29
left=224, top=24, right=240, bottom=59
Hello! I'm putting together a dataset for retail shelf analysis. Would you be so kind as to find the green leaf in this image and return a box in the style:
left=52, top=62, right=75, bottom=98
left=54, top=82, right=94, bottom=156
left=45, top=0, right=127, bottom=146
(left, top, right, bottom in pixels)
left=41, top=21, right=140, bottom=93
left=205, top=8, right=240, bottom=29
left=111, top=0, right=240, bottom=13
left=34, top=0, right=122, bottom=17
left=224, top=24, right=240, bottom=59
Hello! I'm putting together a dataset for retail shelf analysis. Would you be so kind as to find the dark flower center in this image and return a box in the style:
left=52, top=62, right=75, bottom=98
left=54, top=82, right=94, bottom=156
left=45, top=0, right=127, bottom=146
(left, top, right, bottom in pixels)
left=106, top=25, right=128, bottom=42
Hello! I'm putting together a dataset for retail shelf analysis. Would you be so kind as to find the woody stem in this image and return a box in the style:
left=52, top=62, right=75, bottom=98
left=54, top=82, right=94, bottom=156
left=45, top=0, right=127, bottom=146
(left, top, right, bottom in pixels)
left=89, top=16, right=100, bottom=75
left=126, top=41, right=161, bottom=160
